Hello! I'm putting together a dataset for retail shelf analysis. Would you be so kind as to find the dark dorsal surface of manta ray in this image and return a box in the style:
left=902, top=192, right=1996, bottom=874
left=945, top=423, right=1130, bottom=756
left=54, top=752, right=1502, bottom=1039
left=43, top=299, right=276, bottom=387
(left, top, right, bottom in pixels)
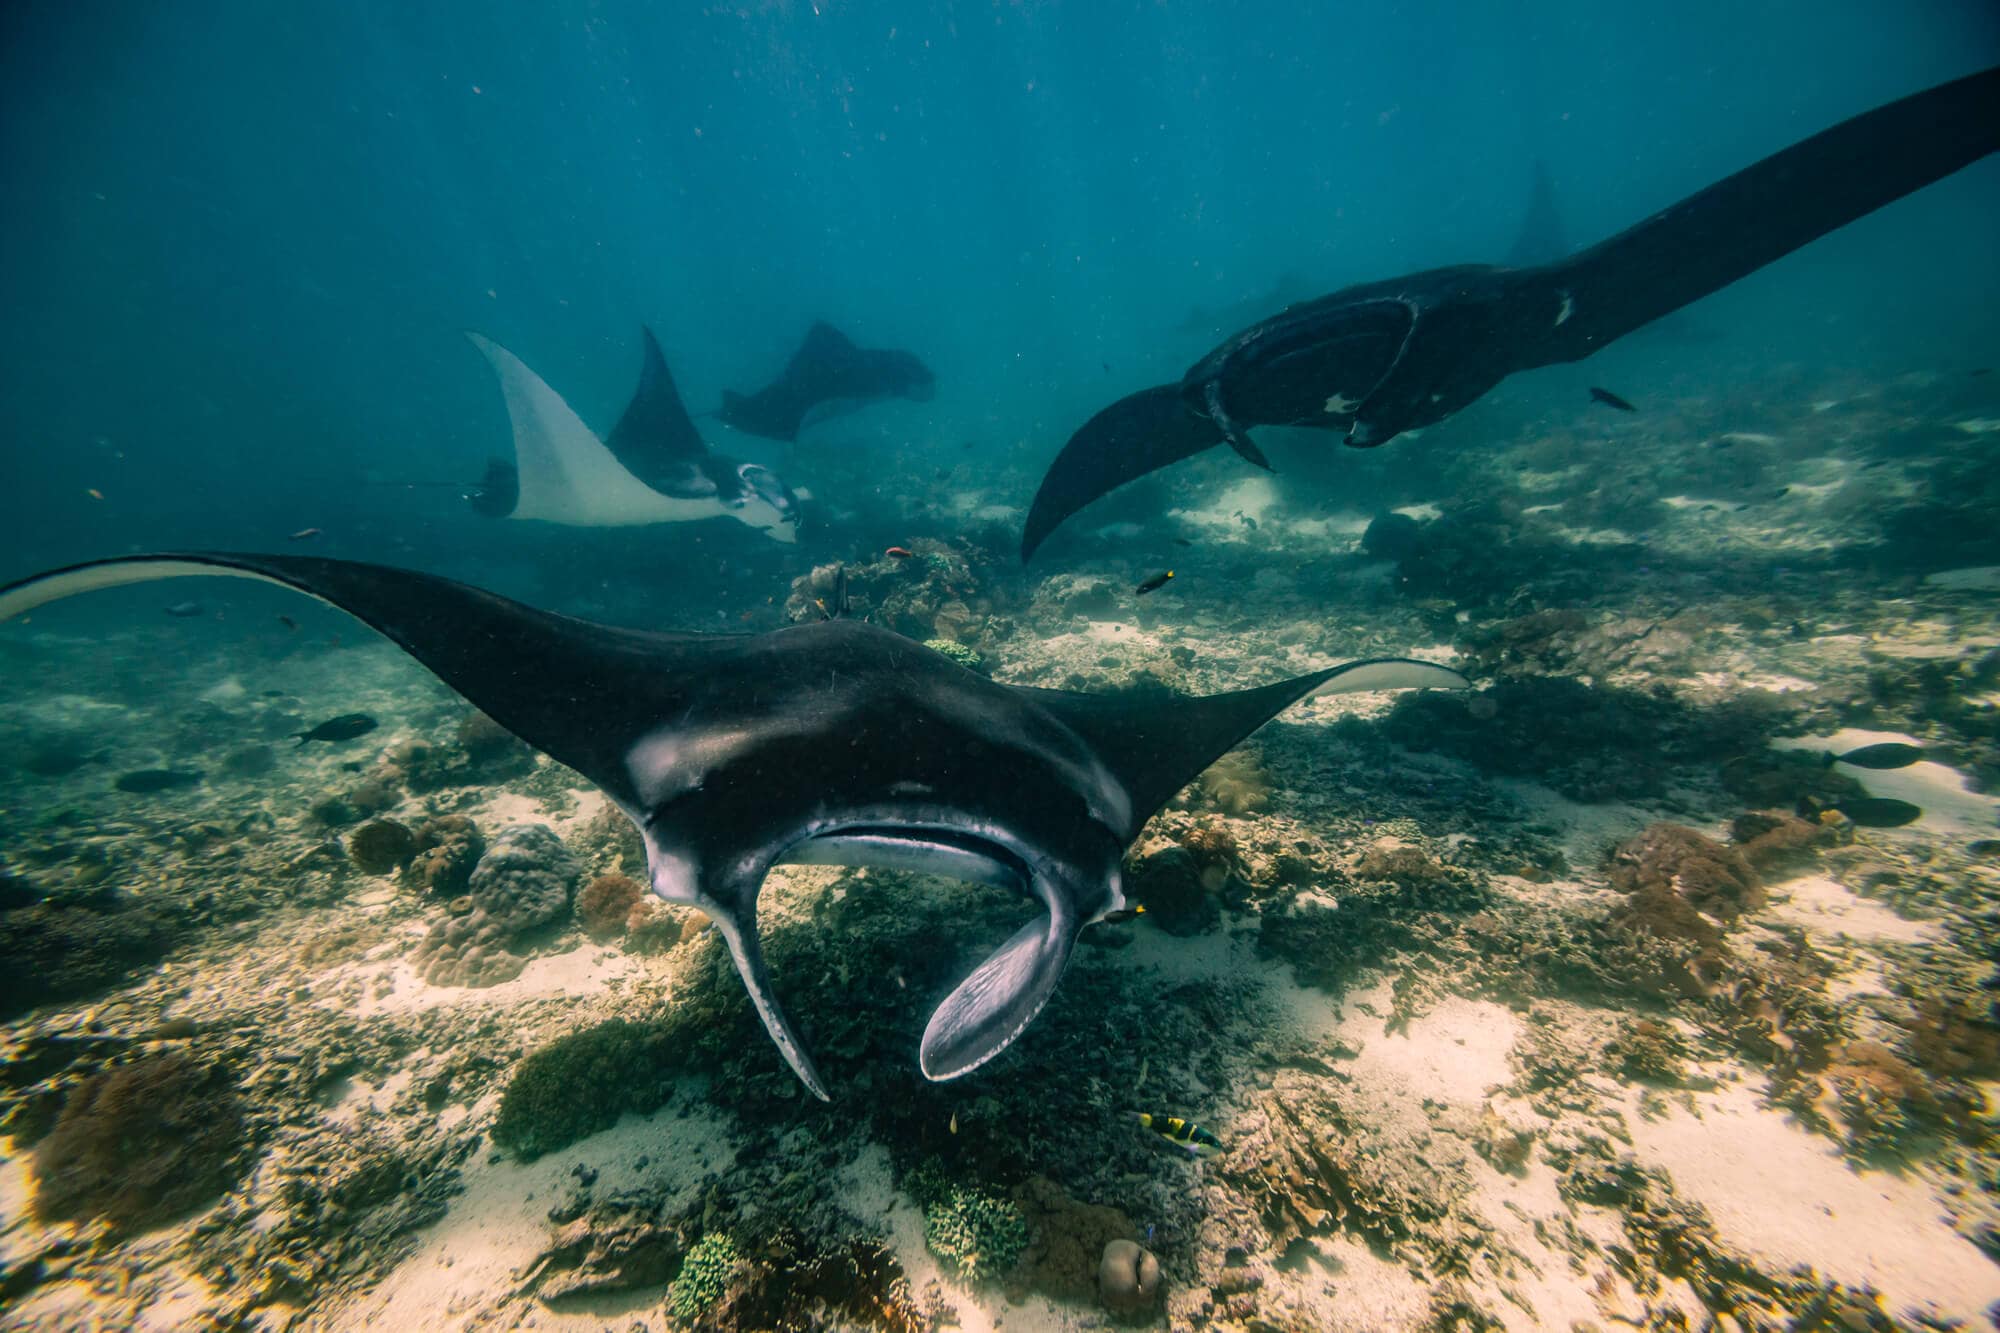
left=468, top=327, right=804, bottom=542
left=1022, top=65, right=2000, bottom=560
left=0, top=552, right=1465, bottom=1098
left=716, top=321, right=936, bottom=443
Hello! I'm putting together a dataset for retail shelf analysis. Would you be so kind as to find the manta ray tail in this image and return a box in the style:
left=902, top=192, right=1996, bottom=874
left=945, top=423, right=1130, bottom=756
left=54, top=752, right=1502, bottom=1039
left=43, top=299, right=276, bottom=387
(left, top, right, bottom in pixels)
left=1021, top=384, right=1227, bottom=561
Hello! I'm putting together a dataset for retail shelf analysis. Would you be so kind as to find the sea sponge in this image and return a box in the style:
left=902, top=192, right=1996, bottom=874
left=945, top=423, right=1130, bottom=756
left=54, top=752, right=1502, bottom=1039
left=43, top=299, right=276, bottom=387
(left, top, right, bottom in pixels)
left=576, top=873, right=644, bottom=940
left=32, top=1051, right=247, bottom=1232
left=412, top=824, right=577, bottom=987
left=348, top=819, right=418, bottom=876
left=669, top=1232, right=743, bottom=1325
left=1098, top=1238, right=1163, bottom=1315
left=924, top=1185, right=1028, bottom=1283
left=403, top=815, right=484, bottom=897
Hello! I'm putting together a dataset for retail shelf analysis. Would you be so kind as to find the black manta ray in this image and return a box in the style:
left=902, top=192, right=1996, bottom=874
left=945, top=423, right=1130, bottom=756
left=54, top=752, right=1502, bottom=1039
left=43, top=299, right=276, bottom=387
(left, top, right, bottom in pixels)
left=469, top=328, right=804, bottom=542
left=1022, top=66, right=2000, bottom=559
left=0, top=553, right=1464, bottom=1097
left=716, top=321, right=936, bottom=442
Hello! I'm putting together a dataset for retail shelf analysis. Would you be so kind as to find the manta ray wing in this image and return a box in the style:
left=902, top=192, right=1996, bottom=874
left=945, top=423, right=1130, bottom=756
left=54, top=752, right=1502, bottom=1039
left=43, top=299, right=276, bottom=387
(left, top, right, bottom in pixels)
left=466, top=332, right=731, bottom=528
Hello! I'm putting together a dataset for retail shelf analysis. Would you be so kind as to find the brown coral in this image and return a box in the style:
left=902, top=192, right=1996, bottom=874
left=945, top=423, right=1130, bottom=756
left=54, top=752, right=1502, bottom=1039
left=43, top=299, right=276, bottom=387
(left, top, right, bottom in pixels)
left=32, top=1051, right=248, bottom=1232
left=577, top=873, right=644, bottom=940
left=403, top=815, right=484, bottom=897
left=1607, top=823, right=1764, bottom=923
left=347, top=819, right=417, bottom=876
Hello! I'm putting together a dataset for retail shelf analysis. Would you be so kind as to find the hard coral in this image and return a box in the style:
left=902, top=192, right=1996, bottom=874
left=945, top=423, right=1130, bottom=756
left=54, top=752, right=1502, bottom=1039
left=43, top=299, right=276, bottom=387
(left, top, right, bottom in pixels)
left=347, top=818, right=417, bottom=876
left=403, top=815, right=484, bottom=896
left=491, top=1018, right=680, bottom=1160
left=669, top=1231, right=743, bottom=1325
left=412, top=824, right=576, bottom=987
left=1607, top=824, right=1764, bottom=923
left=576, top=872, right=644, bottom=939
left=923, top=638, right=983, bottom=670
left=32, top=1051, right=247, bottom=1232
left=924, top=1185, right=1029, bottom=1283
left=1198, top=748, right=1271, bottom=816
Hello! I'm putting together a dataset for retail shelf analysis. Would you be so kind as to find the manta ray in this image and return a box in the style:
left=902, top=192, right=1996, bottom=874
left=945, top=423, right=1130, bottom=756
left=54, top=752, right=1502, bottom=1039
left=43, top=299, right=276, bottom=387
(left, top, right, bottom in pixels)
left=716, top=321, right=936, bottom=443
left=0, top=552, right=1462, bottom=1098
left=1022, top=65, right=2000, bottom=559
left=469, top=327, right=804, bottom=542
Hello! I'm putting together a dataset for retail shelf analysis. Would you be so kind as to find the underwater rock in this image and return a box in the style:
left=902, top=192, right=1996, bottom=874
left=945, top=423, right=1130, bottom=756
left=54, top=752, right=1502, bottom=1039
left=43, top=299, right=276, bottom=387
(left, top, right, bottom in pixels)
left=1729, top=810, right=1838, bottom=874
left=402, top=815, right=484, bottom=897
left=518, top=1193, right=690, bottom=1305
left=411, top=824, right=577, bottom=987
left=1361, top=510, right=1425, bottom=563
left=31, top=1051, right=248, bottom=1233
left=0, top=869, right=46, bottom=912
left=1098, top=1237, right=1163, bottom=1316
left=575, top=872, right=643, bottom=939
left=570, top=801, right=645, bottom=875
left=1038, top=572, right=1123, bottom=621
left=1719, top=749, right=1861, bottom=810
left=346, top=819, right=417, bottom=876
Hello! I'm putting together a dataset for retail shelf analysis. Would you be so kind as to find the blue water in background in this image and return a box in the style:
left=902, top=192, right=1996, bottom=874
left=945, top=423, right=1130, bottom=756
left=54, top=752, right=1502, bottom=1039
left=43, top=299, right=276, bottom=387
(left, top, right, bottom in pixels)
left=1, top=1, right=1995, bottom=595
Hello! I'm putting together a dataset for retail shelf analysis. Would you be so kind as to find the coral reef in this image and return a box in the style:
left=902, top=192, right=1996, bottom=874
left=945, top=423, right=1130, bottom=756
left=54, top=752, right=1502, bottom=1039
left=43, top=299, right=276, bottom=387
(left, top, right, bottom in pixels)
left=923, top=638, right=983, bottom=670
left=346, top=818, right=417, bottom=876
left=31, top=1051, right=248, bottom=1232
left=575, top=872, right=643, bottom=939
left=1007, top=1175, right=1139, bottom=1305
left=923, top=1184, right=1029, bottom=1283
left=411, top=824, right=576, bottom=987
left=1607, top=823, right=1765, bottom=925
left=668, top=1231, right=743, bottom=1325
left=490, top=1018, right=680, bottom=1160
left=402, top=815, right=484, bottom=897
left=1197, top=748, right=1272, bottom=817
left=0, top=896, right=178, bottom=1022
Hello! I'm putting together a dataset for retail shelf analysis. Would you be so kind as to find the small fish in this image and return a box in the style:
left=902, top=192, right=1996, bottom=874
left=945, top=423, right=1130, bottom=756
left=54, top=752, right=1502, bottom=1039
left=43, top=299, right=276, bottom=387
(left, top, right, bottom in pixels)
left=1826, top=742, right=1923, bottom=771
left=1135, top=570, right=1175, bottom=596
left=1589, top=387, right=1637, bottom=412
left=1799, top=794, right=1923, bottom=829
left=164, top=601, right=204, bottom=618
left=276, top=614, right=299, bottom=631
left=86, top=488, right=105, bottom=501
left=1172, top=538, right=1194, bottom=548
left=885, top=546, right=915, bottom=560
left=1135, top=1112, right=1222, bottom=1158
left=288, top=527, right=323, bottom=542
left=115, top=768, right=204, bottom=793
left=295, top=712, right=378, bottom=746
left=1102, top=905, right=1148, bottom=924
left=949, top=1111, right=958, bottom=1135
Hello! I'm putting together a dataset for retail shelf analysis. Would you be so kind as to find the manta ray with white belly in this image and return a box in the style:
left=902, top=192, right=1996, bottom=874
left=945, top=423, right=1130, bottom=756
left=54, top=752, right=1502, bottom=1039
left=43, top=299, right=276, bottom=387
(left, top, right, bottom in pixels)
left=0, top=552, right=1464, bottom=1097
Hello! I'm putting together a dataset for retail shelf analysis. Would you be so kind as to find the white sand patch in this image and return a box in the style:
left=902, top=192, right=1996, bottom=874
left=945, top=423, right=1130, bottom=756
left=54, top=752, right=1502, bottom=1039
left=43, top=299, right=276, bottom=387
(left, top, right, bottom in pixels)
left=1764, top=875, right=1938, bottom=946
left=327, top=944, right=650, bottom=1018
left=1333, top=987, right=1522, bottom=1110
left=1169, top=475, right=1285, bottom=536
left=1489, top=777, right=1658, bottom=868
left=1628, top=1082, right=2000, bottom=1321
left=1775, top=730, right=1999, bottom=835
left=323, top=1067, right=416, bottom=1127
left=1290, top=1234, right=1434, bottom=1331
left=331, top=1104, right=734, bottom=1330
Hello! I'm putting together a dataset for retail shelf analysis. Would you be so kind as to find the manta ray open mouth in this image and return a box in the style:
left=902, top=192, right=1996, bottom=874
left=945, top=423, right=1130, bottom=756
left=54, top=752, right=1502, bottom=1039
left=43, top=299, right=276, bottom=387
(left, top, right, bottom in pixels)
left=781, top=823, right=1034, bottom=893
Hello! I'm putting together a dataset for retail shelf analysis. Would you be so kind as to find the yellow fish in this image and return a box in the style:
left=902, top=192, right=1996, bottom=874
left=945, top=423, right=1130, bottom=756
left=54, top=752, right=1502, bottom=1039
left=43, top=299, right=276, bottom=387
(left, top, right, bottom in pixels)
left=1135, top=1112, right=1222, bottom=1157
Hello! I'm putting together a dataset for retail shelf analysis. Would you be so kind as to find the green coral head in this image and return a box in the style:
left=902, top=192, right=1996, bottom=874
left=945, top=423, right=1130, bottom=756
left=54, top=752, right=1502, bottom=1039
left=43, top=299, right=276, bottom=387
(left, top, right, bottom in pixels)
left=922, top=638, right=984, bottom=671
left=923, top=1184, right=1028, bottom=1282
left=669, top=1230, right=743, bottom=1324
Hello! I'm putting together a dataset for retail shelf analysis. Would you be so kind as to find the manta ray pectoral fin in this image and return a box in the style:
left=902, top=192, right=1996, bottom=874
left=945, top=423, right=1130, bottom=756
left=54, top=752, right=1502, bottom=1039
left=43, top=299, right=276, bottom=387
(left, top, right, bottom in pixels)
left=920, top=903, right=1079, bottom=1082
left=1021, top=384, right=1228, bottom=562
left=1202, top=379, right=1273, bottom=471
left=708, top=901, right=831, bottom=1101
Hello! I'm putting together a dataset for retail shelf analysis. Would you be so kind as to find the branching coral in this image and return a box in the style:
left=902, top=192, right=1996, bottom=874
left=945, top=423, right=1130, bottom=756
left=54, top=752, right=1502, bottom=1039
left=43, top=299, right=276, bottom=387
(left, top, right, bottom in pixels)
left=923, top=638, right=984, bottom=670
left=924, top=1185, right=1029, bottom=1283
left=669, top=1231, right=743, bottom=1325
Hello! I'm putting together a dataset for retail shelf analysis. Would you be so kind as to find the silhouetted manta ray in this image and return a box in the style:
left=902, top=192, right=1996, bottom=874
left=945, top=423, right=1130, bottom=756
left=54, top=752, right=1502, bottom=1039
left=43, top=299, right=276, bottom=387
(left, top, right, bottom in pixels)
left=0, top=552, right=1464, bottom=1096
left=1023, top=66, right=2000, bottom=560
left=468, top=328, right=804, bottom=541
left=716, top=321, right=936, bottom=442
